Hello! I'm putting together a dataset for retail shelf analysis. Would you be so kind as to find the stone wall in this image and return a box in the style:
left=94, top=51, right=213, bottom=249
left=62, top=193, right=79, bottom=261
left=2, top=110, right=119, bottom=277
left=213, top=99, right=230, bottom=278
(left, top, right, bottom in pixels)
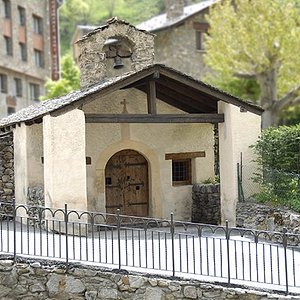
left=0, top=258, right=298, bottom=300
left=78, top=18, right=154, bottom=88
left=153, top=10, right=210, bottom=80
left=236, top=202, right=300, bottom=234
left=192, top=184, right=220, bottom=225
left=0, top=133, right=14, bottom=203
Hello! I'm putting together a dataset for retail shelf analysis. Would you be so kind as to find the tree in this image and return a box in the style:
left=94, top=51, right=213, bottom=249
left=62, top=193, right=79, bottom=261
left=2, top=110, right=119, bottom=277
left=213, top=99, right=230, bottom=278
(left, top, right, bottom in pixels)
left=205, top=0, right=300, bottom=128
left=42, top=54, right=80, bottom=100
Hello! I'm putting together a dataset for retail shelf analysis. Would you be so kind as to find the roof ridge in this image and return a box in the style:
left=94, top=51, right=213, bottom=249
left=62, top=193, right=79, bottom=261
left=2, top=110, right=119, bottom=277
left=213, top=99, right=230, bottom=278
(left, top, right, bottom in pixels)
left=77, top=17, right=154, bottom=44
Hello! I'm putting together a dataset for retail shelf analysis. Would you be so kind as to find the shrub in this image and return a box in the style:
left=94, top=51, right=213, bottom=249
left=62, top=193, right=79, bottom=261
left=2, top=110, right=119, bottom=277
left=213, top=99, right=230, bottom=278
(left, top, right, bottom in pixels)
left=252, top=125, right=300, bottom=211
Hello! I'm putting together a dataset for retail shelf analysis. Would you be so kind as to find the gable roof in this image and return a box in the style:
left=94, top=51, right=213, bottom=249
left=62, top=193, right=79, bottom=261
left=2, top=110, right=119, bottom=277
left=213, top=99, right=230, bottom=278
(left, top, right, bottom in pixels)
left=0, top=64, right=262, bottom=130
left=72, top=0, right=217, bottom=44
left=77, top=18, right=154, bottom=44
left=137, top=0, right=217, bottom=33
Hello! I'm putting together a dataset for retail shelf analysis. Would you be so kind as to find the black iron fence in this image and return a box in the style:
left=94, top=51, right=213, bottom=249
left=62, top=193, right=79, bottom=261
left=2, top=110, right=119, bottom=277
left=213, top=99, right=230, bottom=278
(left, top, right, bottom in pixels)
left=0, top=202, right=300, bottom=295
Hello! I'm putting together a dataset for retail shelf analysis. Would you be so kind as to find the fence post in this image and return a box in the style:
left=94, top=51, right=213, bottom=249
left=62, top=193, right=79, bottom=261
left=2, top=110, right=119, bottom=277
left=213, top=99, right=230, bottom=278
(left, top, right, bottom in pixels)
left=170, top=212, right=175, bottom=277
left=13, top=201, right=16, bottom=263
left=225, top=220, right=231, bottom=284
left=283, top=228, right=289, bottom=295
left=117, top=209, right=121, bottom=270
left=237, top=163, right=241, bottom=202
left=64, top=204, right=69, bottom=271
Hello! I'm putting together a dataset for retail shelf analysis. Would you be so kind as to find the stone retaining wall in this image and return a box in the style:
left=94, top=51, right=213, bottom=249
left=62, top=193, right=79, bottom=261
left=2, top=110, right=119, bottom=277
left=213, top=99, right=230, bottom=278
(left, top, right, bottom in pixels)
left=0, top=258, right=298, bottom=300
left=236, top=202, right=300, bottom=234
left=0, top=132, right=14, bottom=203
left=192, top=184, right=220, bottom=225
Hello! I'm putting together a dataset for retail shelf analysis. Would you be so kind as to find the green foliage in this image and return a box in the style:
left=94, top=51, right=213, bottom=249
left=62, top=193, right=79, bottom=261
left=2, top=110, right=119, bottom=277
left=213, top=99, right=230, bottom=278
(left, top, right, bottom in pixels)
left=205, top=0, right=300, bottom=97
left=202, top=176, right=219, bottom=184
left=42, top=54, right=80, bottom=100
left=252, top=125, right=300, bottom=210
left=59, top=0, right=165, bottom=55
left=254, top=169, right=300, bottom=212
left=253, top=125, right=300, bottom=173
left=204, top=73, right=260, bottom=102
left=279, top=104, right=300, bottom=126
left=204, top=0, right=300, bottom=126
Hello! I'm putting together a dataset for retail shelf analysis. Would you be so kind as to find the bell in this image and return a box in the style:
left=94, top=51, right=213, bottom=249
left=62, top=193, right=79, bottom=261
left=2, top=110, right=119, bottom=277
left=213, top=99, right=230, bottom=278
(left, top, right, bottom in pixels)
left=113, top=56, right=124, bottom=69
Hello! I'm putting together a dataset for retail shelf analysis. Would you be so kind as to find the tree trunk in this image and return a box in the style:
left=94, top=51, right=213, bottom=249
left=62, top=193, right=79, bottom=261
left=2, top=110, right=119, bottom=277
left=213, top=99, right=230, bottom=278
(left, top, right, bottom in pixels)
left=257, top=69, right=278, bottom=129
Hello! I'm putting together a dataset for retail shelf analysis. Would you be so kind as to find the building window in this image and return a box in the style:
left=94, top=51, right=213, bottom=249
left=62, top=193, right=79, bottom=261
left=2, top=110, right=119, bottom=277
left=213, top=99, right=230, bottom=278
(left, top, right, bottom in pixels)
left=33, top=15, right=43, bottom=34
left=0, top=74, right=8, bottom=93
left=193, top=22, right=209, bottom=51
left=3, top=0, right=11, bottom=18
left=14, top=78, right=22, bottom=97
left=195, top=31, right=206, bottom=51
left=34, top=49, right=44, bottom=67
left=19, top=43, right=27, bottom=61
left=172, top=159, right=191, bottom=185
left=18, top=6, right=26, bottom=26
left=7, top=107, right=15, bottom=115
left=29, top=83, right=40, bottom=101
left=4, top=36, right=13, bottom=56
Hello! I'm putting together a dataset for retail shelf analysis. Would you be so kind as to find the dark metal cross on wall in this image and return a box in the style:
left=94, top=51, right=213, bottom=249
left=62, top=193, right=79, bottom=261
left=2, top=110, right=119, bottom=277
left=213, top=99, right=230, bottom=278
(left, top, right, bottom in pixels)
left=120, top=99, right=128, bottom=114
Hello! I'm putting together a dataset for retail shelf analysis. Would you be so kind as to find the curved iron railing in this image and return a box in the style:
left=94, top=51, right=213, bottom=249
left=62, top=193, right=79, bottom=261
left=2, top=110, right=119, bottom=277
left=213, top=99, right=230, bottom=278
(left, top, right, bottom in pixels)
left=0, top=201, right=299, bottom=295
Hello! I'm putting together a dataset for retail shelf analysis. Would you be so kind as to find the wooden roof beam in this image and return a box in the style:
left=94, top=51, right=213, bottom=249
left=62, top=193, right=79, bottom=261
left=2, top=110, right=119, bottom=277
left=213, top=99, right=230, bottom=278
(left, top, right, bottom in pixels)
left=85, top=113, right=224, bottom=123
left=158, top=76, right=217, bottom=111
left=156, top=84, right=215, bottom=113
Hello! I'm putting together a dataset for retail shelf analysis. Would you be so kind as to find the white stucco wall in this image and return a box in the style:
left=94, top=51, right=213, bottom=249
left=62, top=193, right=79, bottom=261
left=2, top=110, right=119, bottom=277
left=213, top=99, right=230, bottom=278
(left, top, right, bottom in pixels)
left=43, top=109, right=87, bottom=211
left=14, top=123, right=43, bottom=206
left=83, top=88, right=215, bottom=221
left=218, top=102, right=261, bottom=226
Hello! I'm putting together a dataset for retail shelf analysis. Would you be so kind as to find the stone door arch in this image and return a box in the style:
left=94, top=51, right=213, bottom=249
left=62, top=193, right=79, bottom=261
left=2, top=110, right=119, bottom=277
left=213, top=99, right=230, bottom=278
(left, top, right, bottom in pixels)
left=105, top=149, right=149, bottom=217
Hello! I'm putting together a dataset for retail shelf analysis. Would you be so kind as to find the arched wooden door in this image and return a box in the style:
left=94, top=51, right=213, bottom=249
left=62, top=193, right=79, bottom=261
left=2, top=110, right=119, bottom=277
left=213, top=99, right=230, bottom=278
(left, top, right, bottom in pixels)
left=105, top=149, right=149, bottom=217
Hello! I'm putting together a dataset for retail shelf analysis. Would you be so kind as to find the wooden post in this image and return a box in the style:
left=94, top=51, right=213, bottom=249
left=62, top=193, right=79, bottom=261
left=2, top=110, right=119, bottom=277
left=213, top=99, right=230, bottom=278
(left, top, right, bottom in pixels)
left=147, top=80, right=157, bottom=114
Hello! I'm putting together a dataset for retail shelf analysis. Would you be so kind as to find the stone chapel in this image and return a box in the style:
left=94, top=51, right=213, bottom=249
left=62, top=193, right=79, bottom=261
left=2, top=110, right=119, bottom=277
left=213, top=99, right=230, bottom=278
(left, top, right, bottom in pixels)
left=0, top=18, right=262, bottom=225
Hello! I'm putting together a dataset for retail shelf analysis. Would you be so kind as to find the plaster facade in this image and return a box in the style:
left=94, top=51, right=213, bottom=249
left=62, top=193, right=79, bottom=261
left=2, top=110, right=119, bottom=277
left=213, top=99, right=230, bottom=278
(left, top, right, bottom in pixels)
left=14, top=123, right=43, bottom=208
left=43, top=110, right=87, bottom=211
left=12, top=88, right=215, bottom=221
left=84, top=88, right=215, bottom=220
left=218, top=102, right=261, bottom=226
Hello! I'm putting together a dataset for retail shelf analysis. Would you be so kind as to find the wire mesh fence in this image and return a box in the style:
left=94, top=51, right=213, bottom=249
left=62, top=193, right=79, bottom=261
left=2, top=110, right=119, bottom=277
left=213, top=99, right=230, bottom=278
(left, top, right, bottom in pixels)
left=0, top=201, right=300, bottom=294
left=238, top=160, right=300, bottom=210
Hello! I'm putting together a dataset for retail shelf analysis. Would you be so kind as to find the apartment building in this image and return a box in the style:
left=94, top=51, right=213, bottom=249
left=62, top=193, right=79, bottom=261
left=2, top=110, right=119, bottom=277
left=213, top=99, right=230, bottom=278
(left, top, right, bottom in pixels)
left=0, top=0, right=62, bottom=118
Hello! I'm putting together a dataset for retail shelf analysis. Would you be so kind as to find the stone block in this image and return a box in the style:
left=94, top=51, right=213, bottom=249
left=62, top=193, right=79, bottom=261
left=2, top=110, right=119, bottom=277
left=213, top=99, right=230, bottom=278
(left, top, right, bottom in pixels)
left=202, top=289, right=222, bottom=298
left=85, top=290, right=98, bottom=300
left=144, top=287, right=164, bottom=300
left=148, top=278, right=157, bottom=287
left=183, top=286, right=197, bottom=299
left=129, top=276, right=145, bottom=289
left=65, top=277, right=86, bottom=294
left=2, top=175, right=11, bottom=183
left=0, top=269, right=18, bottom=287
left=30, top=282, right=46, bottom=293
left=0, top=285, right=11, bottom=298
left=98, top=287, right=118, bottom=299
